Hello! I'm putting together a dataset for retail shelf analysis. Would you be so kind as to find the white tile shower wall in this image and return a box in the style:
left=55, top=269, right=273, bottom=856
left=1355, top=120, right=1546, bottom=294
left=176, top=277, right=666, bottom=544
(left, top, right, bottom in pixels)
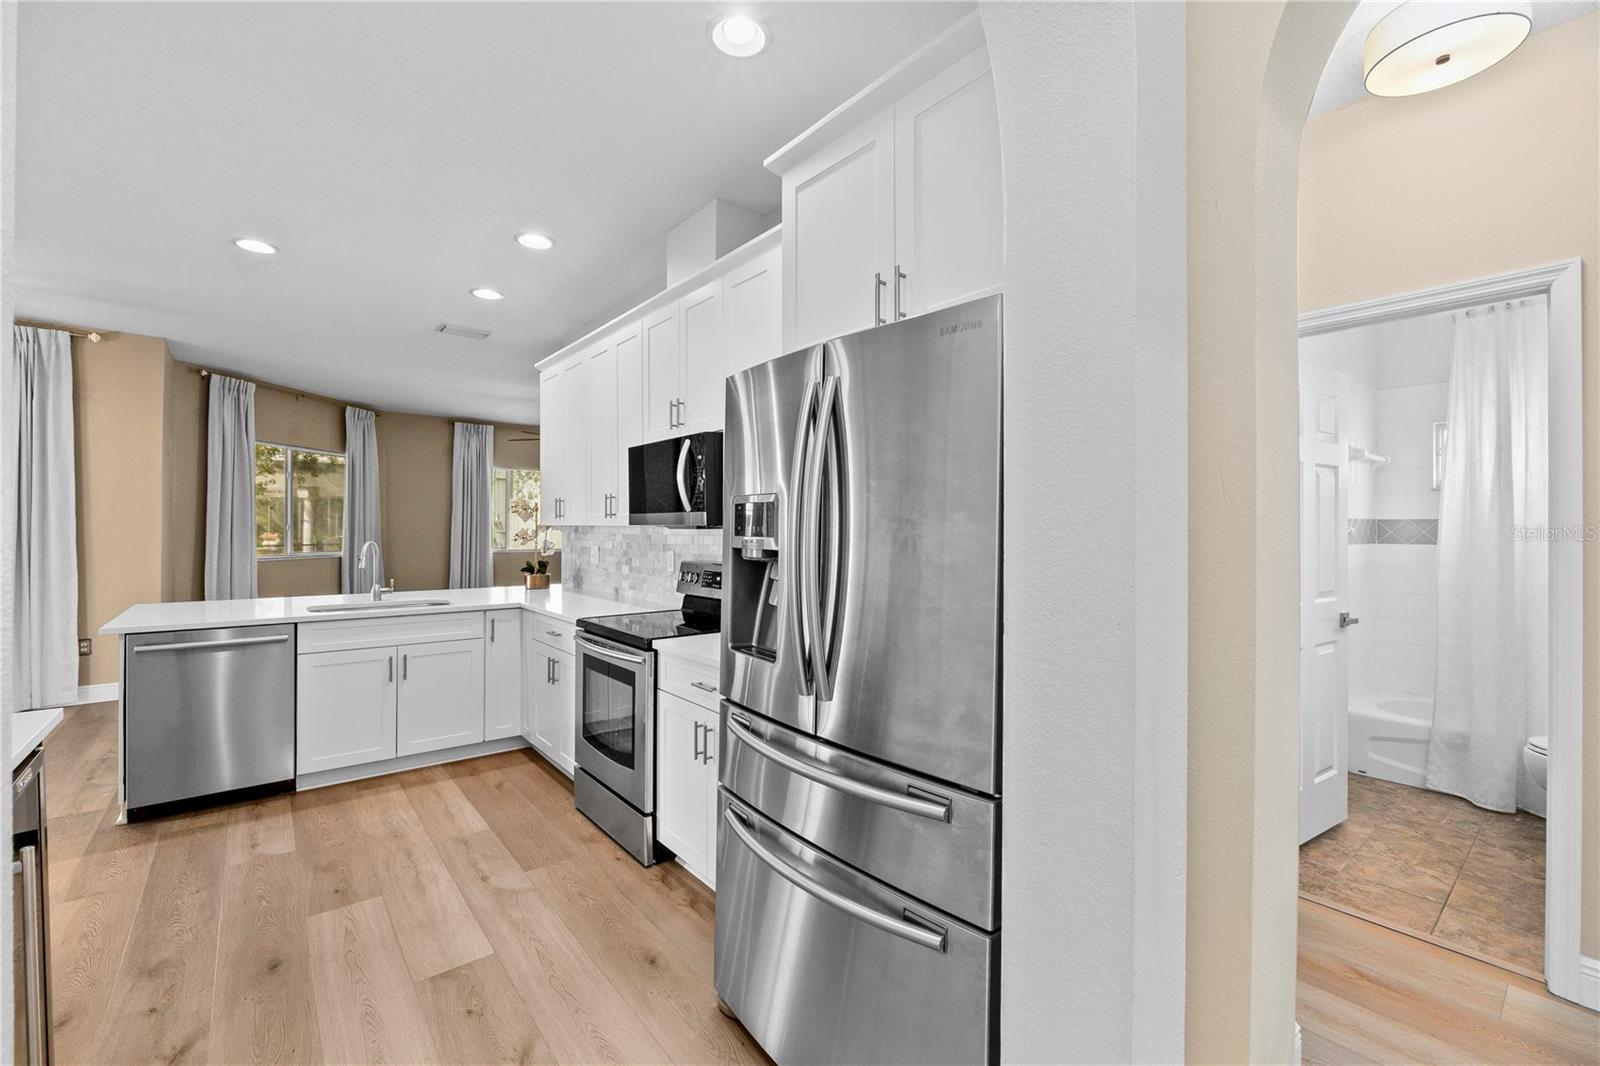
left=562, top=526, right=723, bottom=608
left=1372, top=381, right=1448, bottom=521
left=1367, top=544, right=1439, bottom=699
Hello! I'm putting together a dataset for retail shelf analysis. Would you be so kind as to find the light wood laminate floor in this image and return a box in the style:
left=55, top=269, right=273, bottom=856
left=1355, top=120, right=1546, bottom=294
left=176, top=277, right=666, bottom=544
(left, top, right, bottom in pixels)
left=42, top=703, right=1596, bottom=1064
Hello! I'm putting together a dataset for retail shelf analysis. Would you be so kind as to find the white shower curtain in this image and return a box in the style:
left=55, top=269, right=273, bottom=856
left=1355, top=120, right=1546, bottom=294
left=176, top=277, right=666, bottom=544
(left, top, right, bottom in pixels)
left=1425, top=298, right=1549, bottom=813
left=448, top=422, right=493, bottom=588
left=341, top=406, right=382, bottom=593
left=204, top=374, right=258, bottom=600
left=4, top=327, right=80, bottom=712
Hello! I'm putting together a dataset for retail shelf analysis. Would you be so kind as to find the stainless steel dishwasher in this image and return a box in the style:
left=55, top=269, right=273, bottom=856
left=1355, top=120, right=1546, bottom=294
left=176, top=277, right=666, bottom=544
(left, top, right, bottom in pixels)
left=124, top=624, right=296, bottom=814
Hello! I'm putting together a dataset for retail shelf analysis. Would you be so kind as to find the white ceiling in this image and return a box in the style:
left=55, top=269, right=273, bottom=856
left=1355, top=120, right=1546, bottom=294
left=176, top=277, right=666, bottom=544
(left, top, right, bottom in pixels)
left=1310, top=0, right=1597, bottom=117
left=13, top=1, right=971, bottom=423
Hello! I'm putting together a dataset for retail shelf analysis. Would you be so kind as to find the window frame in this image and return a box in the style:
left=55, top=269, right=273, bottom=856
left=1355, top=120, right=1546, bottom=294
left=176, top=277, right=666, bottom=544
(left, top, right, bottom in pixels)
left=491, top=465, right=553, bottom=554
left=255, top=439, right=347, bottom=561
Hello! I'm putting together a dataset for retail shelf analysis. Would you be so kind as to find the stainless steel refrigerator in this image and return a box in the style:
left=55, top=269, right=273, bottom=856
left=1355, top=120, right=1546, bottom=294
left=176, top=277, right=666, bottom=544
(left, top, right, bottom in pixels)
left=716, top=294, right=1001, bottom=1066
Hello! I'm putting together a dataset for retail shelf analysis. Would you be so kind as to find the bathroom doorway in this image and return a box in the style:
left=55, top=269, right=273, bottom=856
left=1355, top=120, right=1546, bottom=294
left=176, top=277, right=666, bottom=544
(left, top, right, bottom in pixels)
left=1295, top=263, right=1583, bottom=984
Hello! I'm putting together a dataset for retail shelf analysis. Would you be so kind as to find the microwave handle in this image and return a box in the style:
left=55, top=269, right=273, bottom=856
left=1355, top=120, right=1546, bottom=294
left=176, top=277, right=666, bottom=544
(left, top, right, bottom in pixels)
left=675, top=438, right=692, bottom=513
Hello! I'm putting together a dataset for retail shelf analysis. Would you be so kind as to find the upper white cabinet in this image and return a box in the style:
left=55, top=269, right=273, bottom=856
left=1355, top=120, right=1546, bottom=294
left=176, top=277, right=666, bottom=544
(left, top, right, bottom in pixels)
left=642, top=303, right=680, bottom=442
left=723, top=245, right=783, bottom=377
left=678, top=280, right=724, bottom=436
left=769, top=23, right=1001, bottom=350
left=484, top=609, right=523, bottom=741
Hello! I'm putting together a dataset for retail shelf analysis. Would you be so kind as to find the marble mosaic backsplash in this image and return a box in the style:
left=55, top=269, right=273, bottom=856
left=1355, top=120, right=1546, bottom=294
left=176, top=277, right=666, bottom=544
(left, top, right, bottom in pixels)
left=562, top=526, right=722, bottom=607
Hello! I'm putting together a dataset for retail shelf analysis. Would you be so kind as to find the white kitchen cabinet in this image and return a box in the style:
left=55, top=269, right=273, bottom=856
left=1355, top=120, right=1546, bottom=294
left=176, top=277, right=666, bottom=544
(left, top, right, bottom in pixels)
left=615, top=320, right=644, bottom=497
left=541, top=359, right=588, bottom=525
left=781, top=107, right=896, bottom=351
left=297, top=646, right=398, bottom=774
left=775, top=45, right=1000, bottom=350
left=538, top=367, right=565, bottom=523
left=892, top=49, right=1002, bottom=319
left=723, top=246, right=782, bottom=377
left=527, top=640, right=576, bottom=776
left=483, top=610, right=523, bottom=741
left=678, top=280, right=725, bottom=436
left=642, top=303, right=680, bottom=441
left=584, top=320, right=639, bottom=526
left=656, top=689, right=719, bottom=887
left=396, top=639, right=485, bottom=756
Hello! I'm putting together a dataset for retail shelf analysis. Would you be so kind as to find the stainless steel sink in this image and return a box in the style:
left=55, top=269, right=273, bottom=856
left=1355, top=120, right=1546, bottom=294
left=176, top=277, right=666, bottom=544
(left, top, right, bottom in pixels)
left=304, top=598, right=453, bottom=613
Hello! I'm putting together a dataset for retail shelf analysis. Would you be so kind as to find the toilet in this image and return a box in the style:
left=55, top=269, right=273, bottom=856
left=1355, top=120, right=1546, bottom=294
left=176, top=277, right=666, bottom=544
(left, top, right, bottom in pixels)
left=1523, top=735, right=1549, bottom=791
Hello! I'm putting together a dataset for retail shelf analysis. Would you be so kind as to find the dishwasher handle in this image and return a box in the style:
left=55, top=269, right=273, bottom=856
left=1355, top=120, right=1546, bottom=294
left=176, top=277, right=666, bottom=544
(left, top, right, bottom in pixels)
left=133, top=633, right=290, bottom=653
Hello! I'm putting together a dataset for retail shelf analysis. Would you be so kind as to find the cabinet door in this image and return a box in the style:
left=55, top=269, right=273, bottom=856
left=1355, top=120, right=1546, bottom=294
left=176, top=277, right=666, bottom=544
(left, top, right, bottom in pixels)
left=893, top=49, right=1002, bottom=318
left=642, top=303, right=680, bottom=442
left=782, top=107, right=895, bottom=351
left=538, top=369, right=563, bottom=524
left=656, top=691, right=710, bottom=877
left=397, top=639, right=485, bottom=756
left=585, top=339, right=619, bottom=524
left=560, top=360, right=589, bottom=526
left=724, top=246, right=782, bottom=377
left=614, top=320, right=644, bottom=519
left=484, top=610, right=523, bottom=741
left=678, top=281, right=725, bottom=436
left=551, top=649, right=576, bottom=774
left=530, top=647, right=559, bottom=760
left=297, top=646, right=397, bottom=774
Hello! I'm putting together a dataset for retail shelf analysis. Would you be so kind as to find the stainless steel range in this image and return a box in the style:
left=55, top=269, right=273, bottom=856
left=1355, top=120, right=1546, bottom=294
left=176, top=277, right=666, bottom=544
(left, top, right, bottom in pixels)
left=573, top=560, right=722, bottom=865
left=716, top=296, right=1003, bottom=1065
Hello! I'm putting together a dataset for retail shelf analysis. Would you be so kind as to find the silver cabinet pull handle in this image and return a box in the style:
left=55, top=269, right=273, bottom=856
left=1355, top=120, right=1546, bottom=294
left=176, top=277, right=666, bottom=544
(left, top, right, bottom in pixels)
left=894, top=264, right=907, bottom=319
left=551, top=658, right=558, bottom=683
left=726, top=715, right=951, bottom=821
left=690, top=680, right=717, bottom=694
left=20, top=844, right=46, bottom=1064
left=490, top=618, right=496, bottom=643
left=546, top=629, right=563, bottom=639
left=134, top=633, right=289, bottom=653
left=388, top=656, right=394, bottom=683
left=702, top=723, right=715, bottom=765
left=692, top=720, right=704, bottom=761
left=546, top=656, right=552, bottom=684
left=873, top=272, right=887, bottom=326
left=723, top=805, right=946, bottom=952
left=402, top=654, right=408, bottom=681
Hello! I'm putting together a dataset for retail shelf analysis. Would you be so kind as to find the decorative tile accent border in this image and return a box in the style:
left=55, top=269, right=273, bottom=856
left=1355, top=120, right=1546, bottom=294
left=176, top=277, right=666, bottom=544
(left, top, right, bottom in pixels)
left=1349, top=518, right=1439, bottom=546
left=563, top=526, right=722, bottom=607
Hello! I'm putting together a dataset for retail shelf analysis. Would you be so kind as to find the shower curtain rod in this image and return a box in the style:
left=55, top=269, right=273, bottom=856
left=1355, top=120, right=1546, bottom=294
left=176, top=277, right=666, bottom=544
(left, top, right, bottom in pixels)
left=14, top=318, right=104, bottom=342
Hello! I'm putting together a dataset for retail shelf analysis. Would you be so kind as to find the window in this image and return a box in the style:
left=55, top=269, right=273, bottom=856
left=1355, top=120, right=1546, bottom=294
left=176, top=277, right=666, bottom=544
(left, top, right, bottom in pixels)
left=491, top=467, right=560, bottom=553
left=255, top=442, right=346, bottom=557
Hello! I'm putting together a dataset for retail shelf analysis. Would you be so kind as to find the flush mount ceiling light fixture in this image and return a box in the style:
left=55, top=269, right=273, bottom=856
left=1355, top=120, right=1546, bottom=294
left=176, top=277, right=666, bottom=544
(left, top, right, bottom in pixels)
left=515, top=232, right=555, bottom=251
left=710, top=15, right=768, bottom=58
left=469, top=287, right=504, bottom=301
left=232, top=237, right=277, bottom=255
left=1364, top=0, right=1532, bottom=98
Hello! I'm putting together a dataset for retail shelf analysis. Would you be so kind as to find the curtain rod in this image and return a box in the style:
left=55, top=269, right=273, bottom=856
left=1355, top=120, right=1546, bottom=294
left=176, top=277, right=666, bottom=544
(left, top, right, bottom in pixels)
left=191, top=365, right=381, bottom=417
left=15, top=318, right=104, bottom=342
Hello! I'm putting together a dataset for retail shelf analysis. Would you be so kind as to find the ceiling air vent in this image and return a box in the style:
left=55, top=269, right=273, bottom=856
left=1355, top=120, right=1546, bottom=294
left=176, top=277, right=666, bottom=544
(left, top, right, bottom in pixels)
left=435, top=323, right=493, bottom=340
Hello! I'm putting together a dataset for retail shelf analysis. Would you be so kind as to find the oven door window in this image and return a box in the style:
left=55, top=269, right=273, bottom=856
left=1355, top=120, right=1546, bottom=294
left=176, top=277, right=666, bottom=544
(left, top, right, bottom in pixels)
left=581, top=653, right=637, bottom=770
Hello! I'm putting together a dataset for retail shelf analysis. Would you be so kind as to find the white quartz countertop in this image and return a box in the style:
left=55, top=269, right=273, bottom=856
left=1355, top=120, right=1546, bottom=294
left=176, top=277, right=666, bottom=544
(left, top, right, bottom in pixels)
left=654, top=631, right=721, bottom=670
left=100, top=584, right=646, bottom=636
left=10, top=707, right=65, bottom=772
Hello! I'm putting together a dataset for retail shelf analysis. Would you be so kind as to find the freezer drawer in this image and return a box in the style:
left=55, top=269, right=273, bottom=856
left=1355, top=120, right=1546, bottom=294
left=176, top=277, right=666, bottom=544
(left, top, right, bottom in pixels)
left=720, top=703, right=998, bottom=930
left=123, top=624, right=296, bottom=810
left=715, top=794, right=998, bottom=1066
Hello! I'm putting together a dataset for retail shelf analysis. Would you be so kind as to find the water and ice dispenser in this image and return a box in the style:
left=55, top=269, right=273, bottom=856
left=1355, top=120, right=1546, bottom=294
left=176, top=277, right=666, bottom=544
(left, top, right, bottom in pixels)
left=727, top=493, right=781, bottom=663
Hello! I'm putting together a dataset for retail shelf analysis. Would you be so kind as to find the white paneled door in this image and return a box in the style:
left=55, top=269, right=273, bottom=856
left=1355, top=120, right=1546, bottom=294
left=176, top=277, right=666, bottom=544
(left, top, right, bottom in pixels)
left=1299, top=365, right=1351, bottom=844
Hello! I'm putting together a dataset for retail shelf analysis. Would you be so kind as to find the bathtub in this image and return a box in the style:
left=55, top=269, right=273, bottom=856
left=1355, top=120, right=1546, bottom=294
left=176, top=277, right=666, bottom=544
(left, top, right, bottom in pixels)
left=1349, top=692, right=1433, bottom=787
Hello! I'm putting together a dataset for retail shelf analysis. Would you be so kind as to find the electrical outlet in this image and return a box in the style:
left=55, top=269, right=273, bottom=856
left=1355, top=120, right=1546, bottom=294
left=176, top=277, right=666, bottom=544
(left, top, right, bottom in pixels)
left=79, top=639, right=93, bottom=656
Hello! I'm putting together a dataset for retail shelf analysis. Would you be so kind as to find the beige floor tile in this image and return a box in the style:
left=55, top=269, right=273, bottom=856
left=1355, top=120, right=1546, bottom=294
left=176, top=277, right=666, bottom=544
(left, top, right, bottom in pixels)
left=1314, top=871, right=1444, bottom=937
left=1443, top=876, right=1544, bottom=936
left=1338, top=849, right=1457, bottom=903
left=1432, top=905, right=1544, bottom=975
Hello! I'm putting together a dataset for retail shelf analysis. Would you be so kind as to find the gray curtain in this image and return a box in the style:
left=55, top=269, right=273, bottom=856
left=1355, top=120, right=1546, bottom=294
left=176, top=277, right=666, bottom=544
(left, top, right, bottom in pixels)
left=4, top=327, right=80, bottom=712
left=204, top=374, right=258, bottom=600
left=448, top=421, right=493, bottom=588
left=341, top=406, right=382, bottom=593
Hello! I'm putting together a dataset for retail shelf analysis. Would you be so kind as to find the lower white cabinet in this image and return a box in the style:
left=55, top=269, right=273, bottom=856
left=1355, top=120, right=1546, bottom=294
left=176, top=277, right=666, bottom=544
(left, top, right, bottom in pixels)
left=656, top=689, right=719, bottom=887
left=297, top=646, right=399, bottom=774
left=484, top=609, right=523, bottom=740
left=525, top=635, right=576, bottom=776
left=397, top=640, right=486, bottom=756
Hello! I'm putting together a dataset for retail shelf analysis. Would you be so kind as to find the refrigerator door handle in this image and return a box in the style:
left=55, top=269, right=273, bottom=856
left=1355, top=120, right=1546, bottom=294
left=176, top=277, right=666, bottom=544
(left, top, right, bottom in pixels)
left=675, top=438, right=692, bottom=513
left=723, top=804, right=947, bottom=953
left=20, top=844, right=46, bottom=1065
left=726, top=714, right=952, bottom=821
left=786, top=378, right=819, bottom=696
left=803, top=374, right=839, bottom=702
left=815, top=362, right=846, bottom=702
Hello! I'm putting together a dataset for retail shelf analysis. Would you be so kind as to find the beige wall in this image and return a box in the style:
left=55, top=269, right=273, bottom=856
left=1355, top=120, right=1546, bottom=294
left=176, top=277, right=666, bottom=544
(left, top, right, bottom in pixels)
left=1298, top=11, right=1600, bottom=957
left=162, top=357, right=206, bottom=602
left=73, top=333, right=171, bottom=685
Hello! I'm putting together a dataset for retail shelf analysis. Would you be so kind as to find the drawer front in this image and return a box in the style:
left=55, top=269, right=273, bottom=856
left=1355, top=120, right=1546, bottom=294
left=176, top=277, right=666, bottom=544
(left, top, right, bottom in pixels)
left=715, top=795, right=997, bottom=1066
left=720, top=705, right=998, bottom=930
left=298, top=611, right=482, bottom=653
left=527, top=612, right=576, bottom=655
left=660, top=655, right=720, bottom=710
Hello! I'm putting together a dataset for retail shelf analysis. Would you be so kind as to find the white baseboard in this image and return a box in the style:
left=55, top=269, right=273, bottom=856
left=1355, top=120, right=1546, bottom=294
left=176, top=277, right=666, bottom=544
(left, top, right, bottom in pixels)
left=1576, top=955, right=1600, bottom=1011
left=75, top=682, right=119, bottom=706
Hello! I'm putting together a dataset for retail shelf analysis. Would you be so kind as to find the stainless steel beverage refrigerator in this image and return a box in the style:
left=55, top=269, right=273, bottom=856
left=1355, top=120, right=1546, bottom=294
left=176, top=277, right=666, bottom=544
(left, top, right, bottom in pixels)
left=715, top=294, right=1002, bottom=1065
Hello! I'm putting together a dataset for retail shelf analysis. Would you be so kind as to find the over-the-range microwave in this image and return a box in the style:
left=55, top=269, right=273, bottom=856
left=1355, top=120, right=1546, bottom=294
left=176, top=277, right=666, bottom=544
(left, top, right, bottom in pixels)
left=628, top=431, right=722, bottom=528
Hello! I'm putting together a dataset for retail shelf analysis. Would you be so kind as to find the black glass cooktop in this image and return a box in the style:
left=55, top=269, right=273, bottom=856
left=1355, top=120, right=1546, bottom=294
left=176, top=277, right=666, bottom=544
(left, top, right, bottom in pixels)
left=577, top=608, right=720, bottom=651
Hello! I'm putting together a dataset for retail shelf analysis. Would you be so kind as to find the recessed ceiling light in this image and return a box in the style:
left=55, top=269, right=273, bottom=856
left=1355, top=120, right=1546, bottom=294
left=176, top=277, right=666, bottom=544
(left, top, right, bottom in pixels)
left=233, top=237, right=277, bottom=255
left=515, top=232, right=554, bottom=251
left=1364, top=1, right=1531, bottom=98
left=711, top=15, right=768, bottom=58
left=470, top=287, right=504, bottom=301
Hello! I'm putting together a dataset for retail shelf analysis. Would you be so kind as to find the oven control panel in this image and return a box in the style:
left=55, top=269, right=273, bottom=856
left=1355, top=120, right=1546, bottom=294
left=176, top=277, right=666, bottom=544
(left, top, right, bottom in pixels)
left=676, top=560, right=723, bottom=598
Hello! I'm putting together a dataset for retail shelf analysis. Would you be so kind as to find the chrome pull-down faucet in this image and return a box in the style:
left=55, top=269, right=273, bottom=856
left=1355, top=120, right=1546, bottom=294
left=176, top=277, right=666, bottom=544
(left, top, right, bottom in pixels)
left=357, top=540, right=389, bottom=600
